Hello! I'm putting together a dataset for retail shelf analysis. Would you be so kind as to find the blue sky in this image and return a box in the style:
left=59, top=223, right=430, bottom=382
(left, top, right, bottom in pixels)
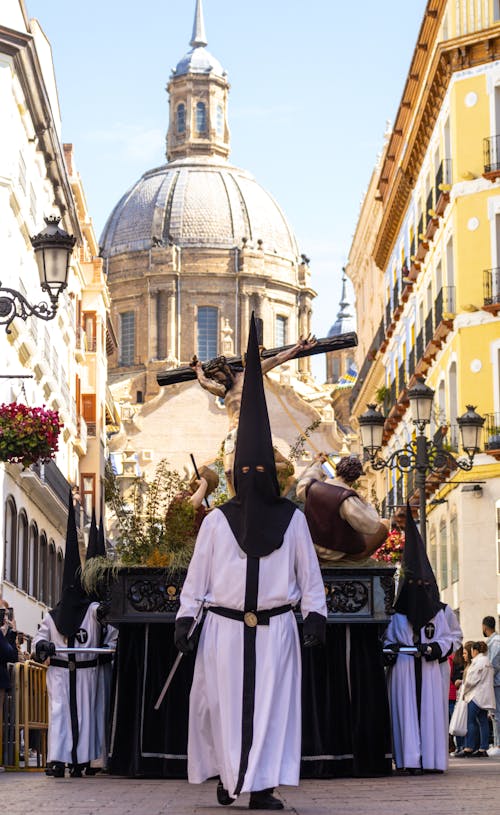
left=26, top=0, right=427, bottom=379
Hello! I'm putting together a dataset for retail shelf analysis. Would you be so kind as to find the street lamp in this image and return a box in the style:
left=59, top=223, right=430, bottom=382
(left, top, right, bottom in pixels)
left=0, top=216, right=76, bottom=334
left=358, top=380, right=485, bottom=549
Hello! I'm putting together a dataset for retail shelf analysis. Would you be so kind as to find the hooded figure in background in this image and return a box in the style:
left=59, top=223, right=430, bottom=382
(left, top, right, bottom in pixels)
left=383, top=504, right=461, bottom=773
left=85, top=512, right=115, bottom=773
left=34, top=492, right=117, bottom=778
left=175, top=313, right=327, bottom=811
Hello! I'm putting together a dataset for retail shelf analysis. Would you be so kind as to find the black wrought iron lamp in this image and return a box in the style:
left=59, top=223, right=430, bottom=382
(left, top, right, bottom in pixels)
left=358, top=380, right=485, bottom=548
left=0, top=216, right=76, bottom=334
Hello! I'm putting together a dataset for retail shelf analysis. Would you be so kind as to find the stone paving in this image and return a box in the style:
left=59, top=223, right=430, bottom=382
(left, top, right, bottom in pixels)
left=0, top=757, right=498, bottom=815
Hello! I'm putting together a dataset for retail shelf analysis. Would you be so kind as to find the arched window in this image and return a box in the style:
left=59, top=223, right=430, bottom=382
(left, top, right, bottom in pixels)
left=39, top=533, right=48, bottom=605
left=4, top=497, right=17, bottom=582
left=197, top=306, right=218, bottom=360
left=450, top=509, right=459, bottom=583
left=56, top=549, right=64, bottom=597
left=439, top=518, right=448, bottom=590
left=48, top=541, right=57, bottom=607
left=17, top=511, right=29, bottom=592
left=177, top=103, right=186, bottom=134
left=195, top=101, right=207, bottom=134
left=28, top=522, right=39, bottom=598
left=216, top=104, right=224, bottom=136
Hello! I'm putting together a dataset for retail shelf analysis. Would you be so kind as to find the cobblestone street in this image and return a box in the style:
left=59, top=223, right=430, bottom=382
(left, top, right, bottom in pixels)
left=1, top=757, right=499, bottom=815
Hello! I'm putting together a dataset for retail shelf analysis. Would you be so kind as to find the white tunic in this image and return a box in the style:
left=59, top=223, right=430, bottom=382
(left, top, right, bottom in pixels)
left=34, top=603, right=118, bottom=764
left=384, top=609, right=455, bottom=771
left=177, top=508, right=327, bottom=796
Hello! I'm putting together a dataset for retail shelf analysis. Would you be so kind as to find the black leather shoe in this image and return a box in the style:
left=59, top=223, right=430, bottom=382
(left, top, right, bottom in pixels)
left=217, top=779, right=235, bottom=806
left=249, top=790, right=284, bottom=810
left=51, top=762, right=65, bottom=778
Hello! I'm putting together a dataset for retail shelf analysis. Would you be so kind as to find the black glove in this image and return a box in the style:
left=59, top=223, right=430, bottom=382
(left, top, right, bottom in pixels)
left=96, top=601, right=111, bottom=622
left=303, top=612, right=326, bottom=648
left=35, top=640, right=56, bottom=662
left=383, top=644, right=400, bottom=667
left=174, top=617, right=197, bottom=654
left=418, top=642, right=442, bottom=661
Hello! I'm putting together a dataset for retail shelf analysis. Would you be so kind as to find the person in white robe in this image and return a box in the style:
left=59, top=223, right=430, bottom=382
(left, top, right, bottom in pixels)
left=384, top=504, right=456, bottom=773
left=33, top=492, right=118, bottom=778
left=175, top=314, right=327, bottom=811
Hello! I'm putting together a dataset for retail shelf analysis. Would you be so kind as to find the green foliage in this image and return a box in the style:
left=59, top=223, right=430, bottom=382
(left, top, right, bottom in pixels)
left=105, top=458, right=197, bottom=568
left=375, top=385, right=390, bottom=406
left=210, top=444, right=230, bottom=507
left=288, top=418, right=322, bottom=462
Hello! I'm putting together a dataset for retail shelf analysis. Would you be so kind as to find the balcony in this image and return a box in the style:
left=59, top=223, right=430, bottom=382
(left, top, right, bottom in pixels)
left=483, top=268, right=500, bottom=316
left=425, top=187, right=439, bottom=241
left=20, top=459, right=77, bottom=530
left=416, top=212, right=430, bottom=264
left=485, top=413, right=500, bottom=460
left=435, top=159, right=452, bottom=216
left=74, top=415, right=88, bottom=456
left=483, top=136, right=500, bottom=181
left=75, top=328, right=85, bottom=362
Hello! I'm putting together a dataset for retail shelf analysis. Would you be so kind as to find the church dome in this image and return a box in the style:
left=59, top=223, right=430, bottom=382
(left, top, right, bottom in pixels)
left=173, top=46, right=226, bottom=78
left=100, top=155, right=300, bottom=261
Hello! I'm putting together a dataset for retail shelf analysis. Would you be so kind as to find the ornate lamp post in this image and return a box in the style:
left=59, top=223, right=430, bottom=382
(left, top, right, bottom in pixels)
left=358, top=380, right=485, bottom=549
left=0, top=216, right=76, bottom=334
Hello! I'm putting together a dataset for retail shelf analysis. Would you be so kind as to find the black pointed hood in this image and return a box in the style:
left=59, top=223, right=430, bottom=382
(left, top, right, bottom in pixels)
left=219, top=313, right=295, bottom=557
left=393, top=503, right=441, bottom=631
left=85, top=509, right=98, bottom=561
left=97, top=514, right=107, bottom=557
left=49, top=490, right=91, bottom=638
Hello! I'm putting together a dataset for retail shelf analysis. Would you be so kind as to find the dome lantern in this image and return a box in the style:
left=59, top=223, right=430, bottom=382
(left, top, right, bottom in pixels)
left=167, top=0, right=230, bottom=162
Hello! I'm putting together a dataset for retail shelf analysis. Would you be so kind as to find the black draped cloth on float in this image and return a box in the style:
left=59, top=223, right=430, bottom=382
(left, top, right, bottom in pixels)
left=109, top=621, right=392, bottom=778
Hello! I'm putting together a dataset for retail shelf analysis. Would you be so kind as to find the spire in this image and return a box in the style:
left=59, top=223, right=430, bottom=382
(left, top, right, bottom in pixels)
left=338, top=267, right=349, bottom=313
left=190, top=0, right=208, bottom=48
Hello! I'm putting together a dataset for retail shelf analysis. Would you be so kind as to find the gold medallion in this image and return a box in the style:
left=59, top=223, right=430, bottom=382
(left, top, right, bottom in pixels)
left=244, top=611, right=258, bottom=628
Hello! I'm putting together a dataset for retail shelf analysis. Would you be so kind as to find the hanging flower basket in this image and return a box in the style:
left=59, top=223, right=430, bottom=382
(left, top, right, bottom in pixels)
left=0, top=402, right=63, bottom=468
left=373, top=528, right=405, bottom=565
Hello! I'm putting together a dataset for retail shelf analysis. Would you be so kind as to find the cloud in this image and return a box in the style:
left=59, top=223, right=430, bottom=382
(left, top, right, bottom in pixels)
left=83, top=123, right=164, bottom=163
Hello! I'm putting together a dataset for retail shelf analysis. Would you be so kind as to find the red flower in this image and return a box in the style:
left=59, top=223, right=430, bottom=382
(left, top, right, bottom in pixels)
left=0, top=402, right=63, bottom=468
left=373, top=529, right=405, bottom=564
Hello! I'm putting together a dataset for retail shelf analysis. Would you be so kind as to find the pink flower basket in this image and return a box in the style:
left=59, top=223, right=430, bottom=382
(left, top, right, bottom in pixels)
left=0, top=402, right=63, bottom=468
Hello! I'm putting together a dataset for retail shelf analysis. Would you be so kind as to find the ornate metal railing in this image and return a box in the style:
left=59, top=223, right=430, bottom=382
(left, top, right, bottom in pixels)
left=483, top=135, right=500, bottom=174
left=483, top=268, right=500, bottom=305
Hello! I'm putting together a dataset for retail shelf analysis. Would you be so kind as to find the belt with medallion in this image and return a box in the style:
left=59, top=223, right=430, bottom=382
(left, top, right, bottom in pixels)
left=208, top=603, right=293, bottom=628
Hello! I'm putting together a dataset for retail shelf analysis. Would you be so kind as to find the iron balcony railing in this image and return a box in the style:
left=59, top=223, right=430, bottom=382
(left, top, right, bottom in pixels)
left=385, top=300, right=392, bottom=330
left=31, top=460, right=76, bottom=521
left=387, top=486, right=395, bottom=511
left=425, top=310, right=434, bottom=347
left=410, top=234, right=417, bottom=260
left=483, top=135, right=500, bottom=174
left=426, top=187, right=434, bottom=217
left=435, top=158, right=452, bottom=192
left=483, top=268, right=500, bottom=305
left=416, top=329, right=424, bottom=362
left=485, top=413, right=500, bottom=450
left=393, top=279, right=400, bottom=311
left=408, top=347, right=416, bottom=377
left=417, top=213, right=425, bottom=240
left=390, top=379, right=396, bottom=406
left=398, top=360, right=406, bottom=395
left=396, top=477, right=404, bottom=506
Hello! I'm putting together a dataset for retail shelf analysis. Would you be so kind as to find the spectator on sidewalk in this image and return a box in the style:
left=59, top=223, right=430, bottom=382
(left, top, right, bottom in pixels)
left=482, top=615, right=500, bottom=756
left=449, top=646, right=465, bottom=754
left=462, top=641, right=495, bottom=758
left=0, top=600, right=18, bottom=772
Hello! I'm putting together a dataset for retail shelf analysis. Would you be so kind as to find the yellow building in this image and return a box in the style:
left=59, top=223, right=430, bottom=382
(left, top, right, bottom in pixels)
left=349, top=0, right=500, bottom=637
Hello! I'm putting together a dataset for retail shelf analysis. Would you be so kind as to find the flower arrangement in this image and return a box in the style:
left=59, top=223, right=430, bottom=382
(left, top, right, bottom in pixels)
left=0, top=402, right=62, bottom=468
left=373, top=528, right=405, bottom=564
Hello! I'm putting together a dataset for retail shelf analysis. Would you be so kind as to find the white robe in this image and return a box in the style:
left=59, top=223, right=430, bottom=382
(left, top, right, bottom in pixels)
left=34, top=603, right=118, bottom=764
left=439, top=605, right=463, bottom=730
left=384, top=609, right=455, bottom=771
left=177, top=508, right=327, bottom=796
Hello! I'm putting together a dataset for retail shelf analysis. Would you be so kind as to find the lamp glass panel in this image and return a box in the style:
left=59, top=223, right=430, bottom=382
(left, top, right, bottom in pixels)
left=460, top=422, right=481, bottom=451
